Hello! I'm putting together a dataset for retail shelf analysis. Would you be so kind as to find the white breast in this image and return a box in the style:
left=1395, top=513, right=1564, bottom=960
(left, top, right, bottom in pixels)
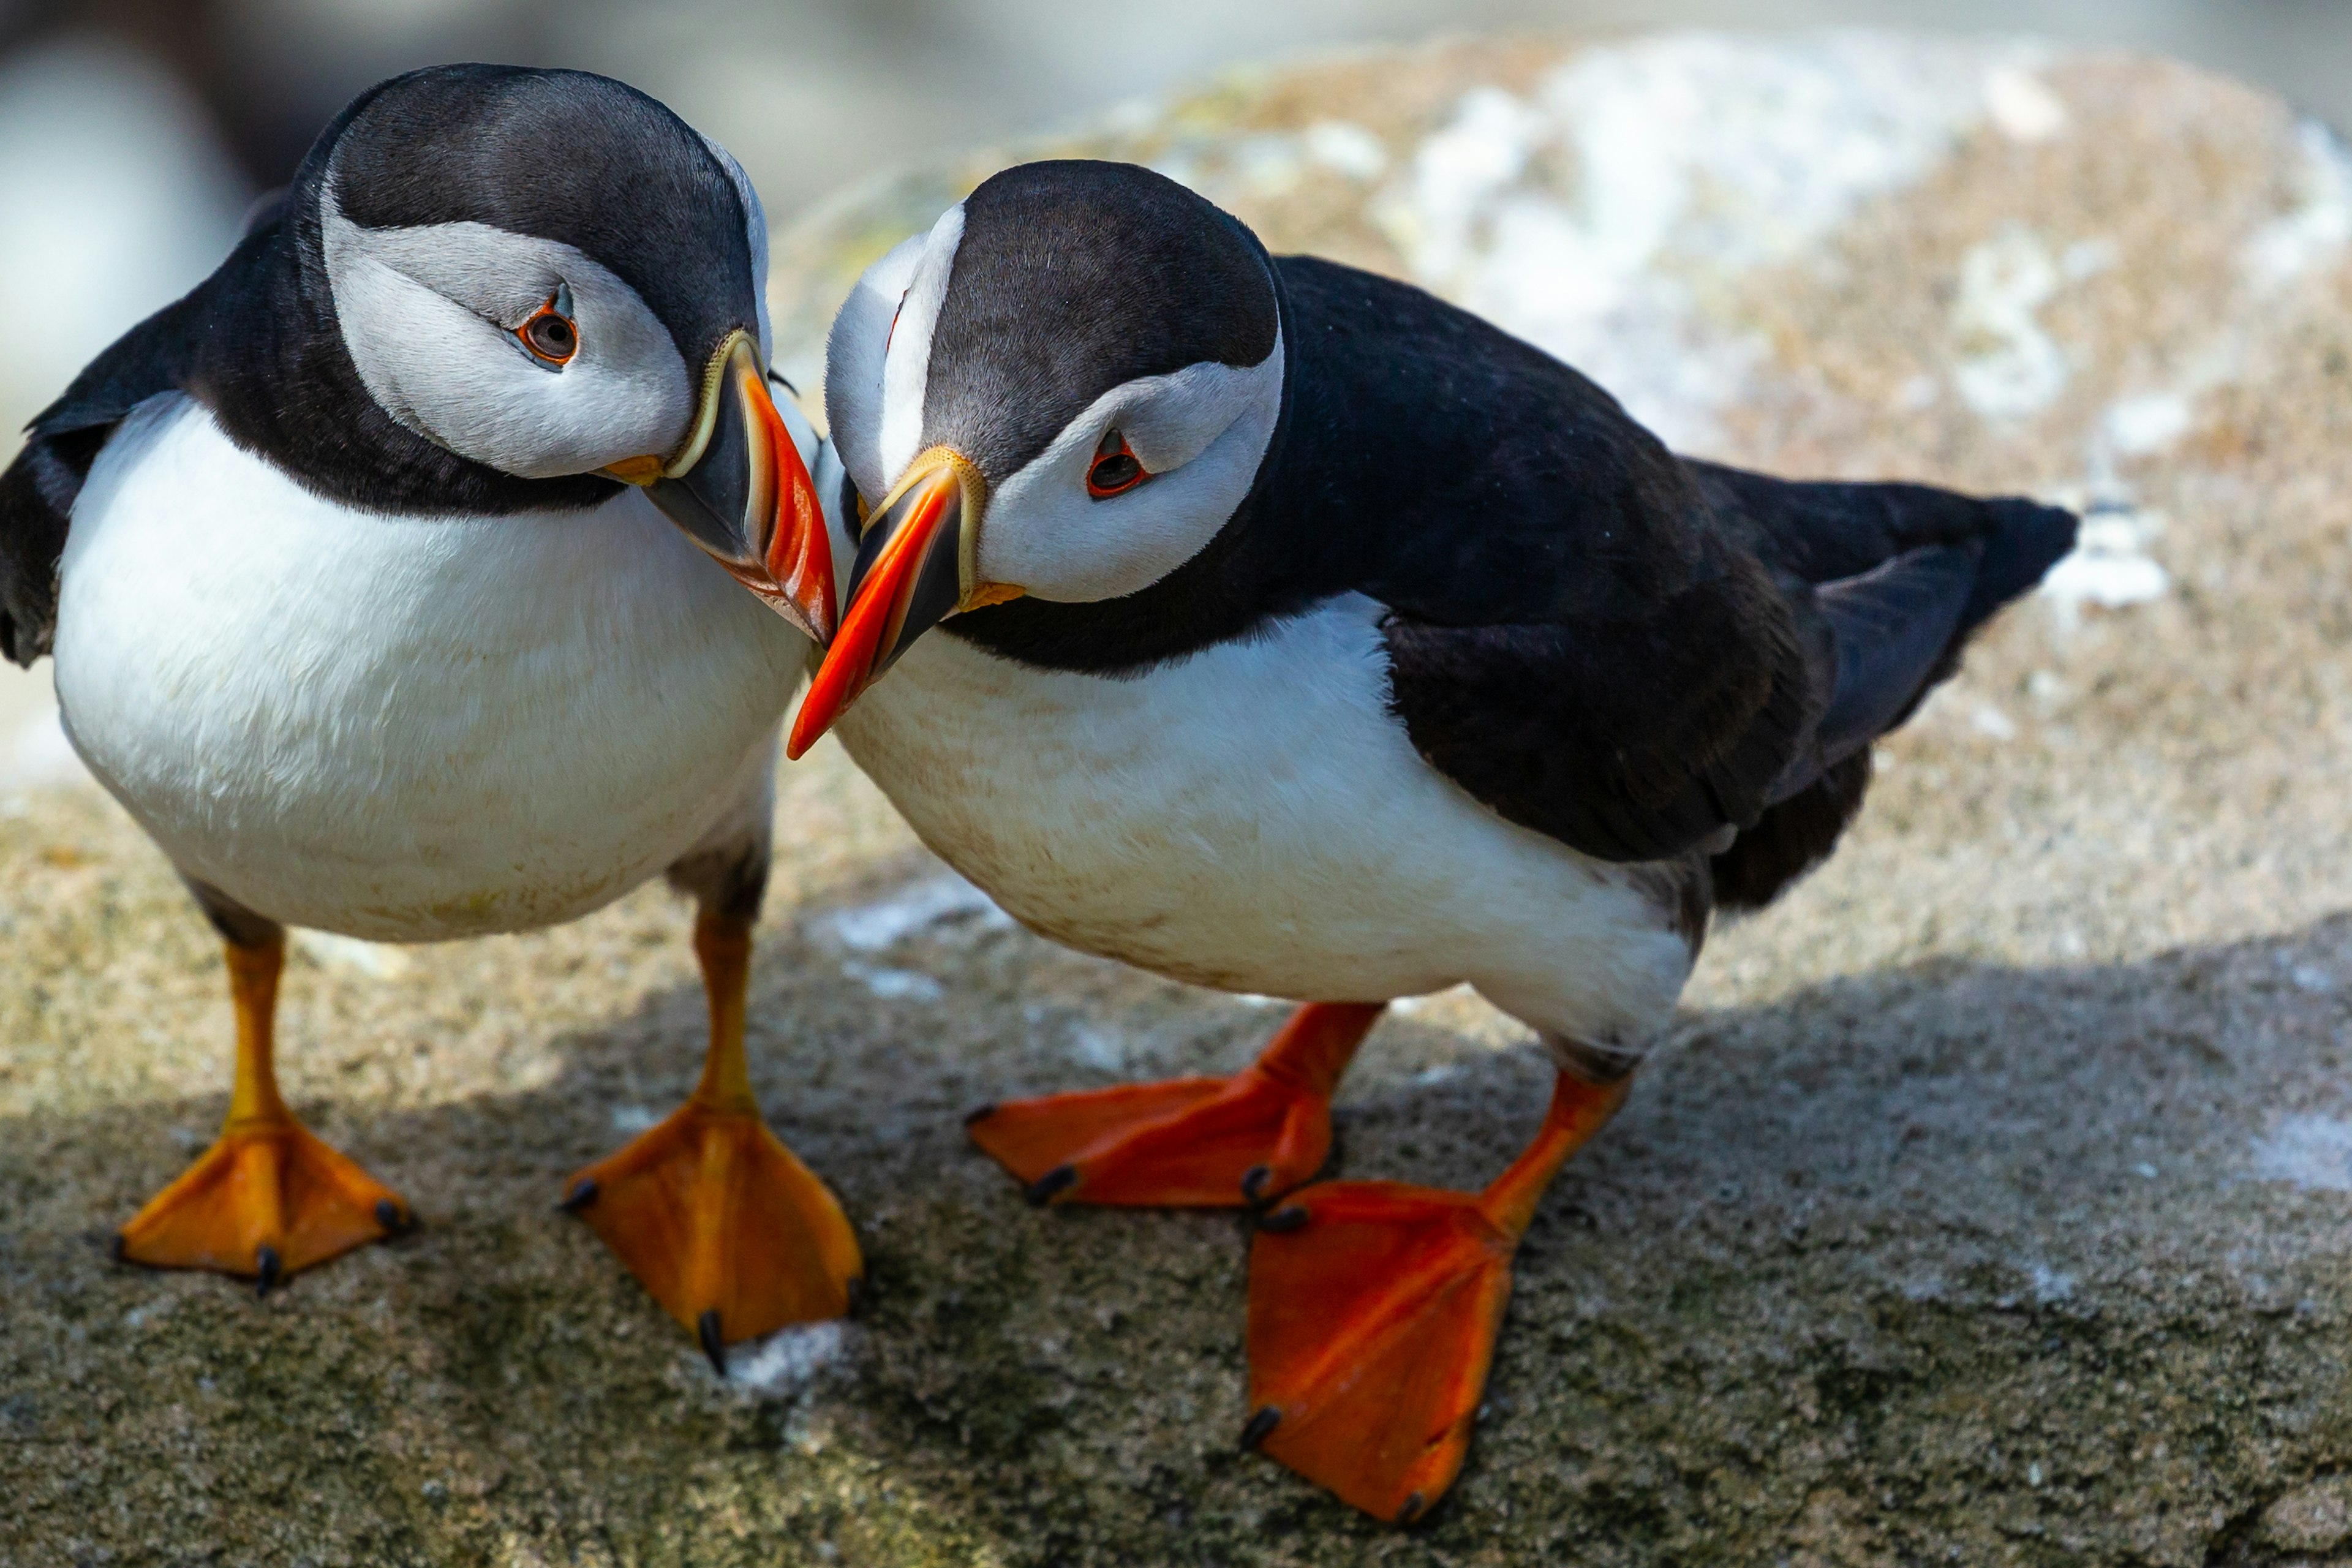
left=54, top=395, right=804, bottom=940
left=829, top=593, right=1694, bottom=1048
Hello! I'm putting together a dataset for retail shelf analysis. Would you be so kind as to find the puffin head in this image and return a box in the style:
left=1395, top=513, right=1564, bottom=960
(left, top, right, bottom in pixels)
left=787, top=159, right=1283, bottom=756
left=307, top=64, right=832, bottom=640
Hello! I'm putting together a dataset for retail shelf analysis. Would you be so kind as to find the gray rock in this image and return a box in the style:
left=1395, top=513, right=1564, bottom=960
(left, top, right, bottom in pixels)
left=12, top=30, right=2352, bottom=1567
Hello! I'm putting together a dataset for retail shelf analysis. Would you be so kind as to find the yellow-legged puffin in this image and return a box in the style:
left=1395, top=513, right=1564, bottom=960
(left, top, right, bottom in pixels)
left=785, top=160, right=2078, bottom=1520
left=0, top=65, right=854, bottom=1368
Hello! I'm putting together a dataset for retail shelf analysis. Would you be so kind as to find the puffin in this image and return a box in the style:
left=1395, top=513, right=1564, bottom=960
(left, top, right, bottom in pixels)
left=0, top=64, right=859, bottom=1367
left=783, top=159, right=2078, bottom=1520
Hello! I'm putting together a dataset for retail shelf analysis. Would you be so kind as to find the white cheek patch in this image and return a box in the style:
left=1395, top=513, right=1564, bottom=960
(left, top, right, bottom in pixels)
left=875, top=205, right=964, bottom=488
left=322, top=191, right=694, bottom=481
left=824, top=229, right=929, bottom=503
left=978, top=336, right=1284, bottom=603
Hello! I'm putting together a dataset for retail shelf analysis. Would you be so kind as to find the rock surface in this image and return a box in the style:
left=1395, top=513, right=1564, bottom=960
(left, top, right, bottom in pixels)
left=12, top=29, right=2352, bottom=1566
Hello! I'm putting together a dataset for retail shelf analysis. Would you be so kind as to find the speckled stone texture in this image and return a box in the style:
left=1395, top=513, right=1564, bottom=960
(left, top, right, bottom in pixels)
left=10, top=30, right=2352, bottom=1567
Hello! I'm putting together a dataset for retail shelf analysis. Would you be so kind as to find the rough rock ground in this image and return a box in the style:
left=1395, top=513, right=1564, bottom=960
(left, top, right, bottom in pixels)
left=11, top=30, right=2352, bottom=1567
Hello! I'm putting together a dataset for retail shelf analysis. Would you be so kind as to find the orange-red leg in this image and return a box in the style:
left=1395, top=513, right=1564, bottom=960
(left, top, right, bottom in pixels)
left=563, top=913, right=862, bottom=1369
left=968, top=1001, right=1385, bottom=1208
left=116, top=935, right=410, bottom=1292
left=1242, top=1069, right=1630, bottom=1523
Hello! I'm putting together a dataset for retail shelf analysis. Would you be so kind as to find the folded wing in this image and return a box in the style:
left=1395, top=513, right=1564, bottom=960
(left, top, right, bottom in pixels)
left=1384, top=461, right=2076, bottom=907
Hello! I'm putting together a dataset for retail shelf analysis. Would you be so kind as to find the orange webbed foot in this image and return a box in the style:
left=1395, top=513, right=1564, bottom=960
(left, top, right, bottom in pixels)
left=563, top=1102, right=862, bottom=1365
left=968, top=1001, right=1385, bottom=1208
left=1243, top=1182, right=1510, bottom=1522
left=968, top=1071, right=1326, bottom=1208
left=115, top=1116, right=410, bottom=1291
left=567, top=911, right=862, bottom=1365
left=1241, top=1071, right=1630, bottom=1523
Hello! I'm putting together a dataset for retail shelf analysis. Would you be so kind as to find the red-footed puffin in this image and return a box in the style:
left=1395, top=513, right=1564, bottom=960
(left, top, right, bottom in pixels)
left=785, top=159, right=2076, bottom=1520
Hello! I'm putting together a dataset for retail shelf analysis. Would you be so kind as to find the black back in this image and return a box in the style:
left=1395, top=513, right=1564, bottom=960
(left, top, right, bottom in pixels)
left=0, top=64, right=759, bottom=668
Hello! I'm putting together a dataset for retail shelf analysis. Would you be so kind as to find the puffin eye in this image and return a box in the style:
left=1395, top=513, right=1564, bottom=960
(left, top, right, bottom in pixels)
left=518, top=290, right=578, bottom=366
left=1087, top=429, right=1147, bottom=499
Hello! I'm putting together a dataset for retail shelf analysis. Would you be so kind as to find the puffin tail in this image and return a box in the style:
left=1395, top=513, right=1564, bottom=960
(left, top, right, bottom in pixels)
left=1693, top=470, right=2078, bottom=911
left=1955, top=493, right=2079, bottom=643
left=1809, top=491, right=2078, bottom=758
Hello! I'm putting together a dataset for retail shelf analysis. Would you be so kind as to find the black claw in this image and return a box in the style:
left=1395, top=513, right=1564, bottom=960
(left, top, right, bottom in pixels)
left=1240, top=1406, right=1281, bottom=1451
left=698, top=1310, right=727, bottom=1377
left=1257, top=1204, right=1311, bottom=1234
left=1025, top=1164, right=1078, bottom=1207
left=1240, top=1164, right=1273, bottom=1204
left=963, top=1102, right=998, bottom=1127
left=375, top=1198, right=408, bottom=1235
left=557, top=1178, right=599, bottom=1214
left=254, top=1245, right=282, bottom=1298
left=1397, top=1491, right=1427, bottom=1526
left=108, top=1232, right=126, bottom=1264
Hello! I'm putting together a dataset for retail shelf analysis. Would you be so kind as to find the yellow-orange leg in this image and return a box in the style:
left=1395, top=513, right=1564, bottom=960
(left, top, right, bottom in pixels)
left=115, top=935, right=411, bottom=1294
left=968, top=1001, right=1385, bottom=1209
left=562, top=913, right=862, bottom=1371
left=1242, top=1070, right=1630, bottom=1524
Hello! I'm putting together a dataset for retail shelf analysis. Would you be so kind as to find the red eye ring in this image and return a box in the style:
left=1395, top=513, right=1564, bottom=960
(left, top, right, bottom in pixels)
left=518, top=293, right=578, bottom=365
left=1087, top=429, right=1148, bottom=499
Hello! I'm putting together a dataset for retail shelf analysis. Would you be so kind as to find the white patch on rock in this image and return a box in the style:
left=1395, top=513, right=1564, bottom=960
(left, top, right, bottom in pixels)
left=842, top=960, right=946, bottom=1003
left=1982, top=66, right=2070, bottom=143
left=609, top=1104, right=658, bottom=1134
left=292, top=930, right=413, bottom=979
left=2244, top=119, right=2352, bottom=291
left=727, top=1320, right=853, bottom=1392
left=2060, top=237, right=2119, bottom=281
left=1370, top=33, right=2021, bottom=447
left=1303, top=119, right=1388, bottom=181
left=1950, top=226, right=2068, bottom=419
left=2028, top=1262, right=2075, bottom=1303
left=1068, top=1022, right=1125, bottom=1070
left=822, top=874, right=1008, bottom=951
left=2250, top=1113, right=2352, bottom=1192
left=1379, top=85, right=1545, bottom=282
left=2103, top=392, right=2193, bottom=456
left=2040, top=505, right=2170, bottom=616
left=1971, top=703, right=2018, bottom=741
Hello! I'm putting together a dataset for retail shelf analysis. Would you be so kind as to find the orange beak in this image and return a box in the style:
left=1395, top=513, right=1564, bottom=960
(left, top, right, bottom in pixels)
left=628, top=330, right=836, bottom=646
left=786, top=445, right=990, bottom=759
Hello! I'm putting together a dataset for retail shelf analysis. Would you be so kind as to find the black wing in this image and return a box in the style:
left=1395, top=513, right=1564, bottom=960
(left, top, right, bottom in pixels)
left=1387, top=455, right=2075, bottom=891
left=1341, top=282, right=2076, bottom=878
left=1384, top=547, right=1823, bottom=864
left=0, top=290, right=208, bottom=666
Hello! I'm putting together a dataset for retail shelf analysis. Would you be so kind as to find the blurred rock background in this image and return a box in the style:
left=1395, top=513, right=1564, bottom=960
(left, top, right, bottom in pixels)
left=2, top=0, right=2351, bottom=779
